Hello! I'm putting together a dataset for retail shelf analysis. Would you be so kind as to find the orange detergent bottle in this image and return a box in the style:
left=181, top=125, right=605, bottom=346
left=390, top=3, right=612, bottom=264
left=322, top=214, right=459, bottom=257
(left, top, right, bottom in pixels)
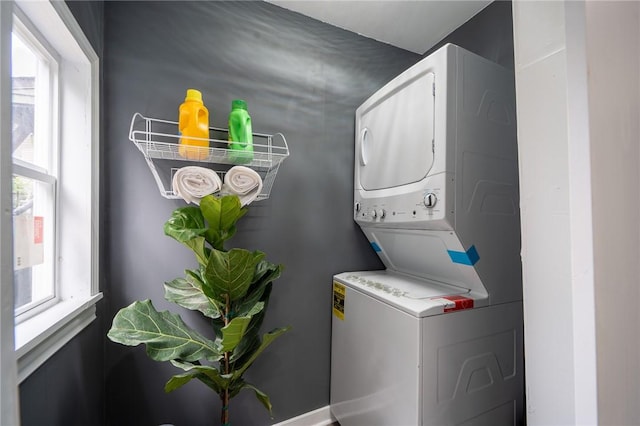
left=178, top=89, right=209, bottom=160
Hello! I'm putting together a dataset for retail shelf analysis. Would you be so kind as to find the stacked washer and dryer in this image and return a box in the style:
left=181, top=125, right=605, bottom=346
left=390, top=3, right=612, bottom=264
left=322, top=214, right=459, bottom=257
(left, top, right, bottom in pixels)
left=330, top=44, right=524, bottom=425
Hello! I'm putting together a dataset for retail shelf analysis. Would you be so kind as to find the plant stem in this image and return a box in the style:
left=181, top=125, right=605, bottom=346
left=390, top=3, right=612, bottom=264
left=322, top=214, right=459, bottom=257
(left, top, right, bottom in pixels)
left=221, top=390, right=229, bottom=425
left=221, top=293, right=231, bottom=426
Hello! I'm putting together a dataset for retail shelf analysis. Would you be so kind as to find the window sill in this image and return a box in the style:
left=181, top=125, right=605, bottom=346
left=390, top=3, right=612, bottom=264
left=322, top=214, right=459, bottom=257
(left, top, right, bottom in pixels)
left=15, top=292, right=103, bottom=383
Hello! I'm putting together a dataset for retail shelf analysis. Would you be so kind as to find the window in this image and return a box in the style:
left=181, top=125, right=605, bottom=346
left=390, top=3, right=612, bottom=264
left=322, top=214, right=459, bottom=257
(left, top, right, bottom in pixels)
left=12, top=17, right=57, bottom=318
left=3, top=0, right=101, bottom=383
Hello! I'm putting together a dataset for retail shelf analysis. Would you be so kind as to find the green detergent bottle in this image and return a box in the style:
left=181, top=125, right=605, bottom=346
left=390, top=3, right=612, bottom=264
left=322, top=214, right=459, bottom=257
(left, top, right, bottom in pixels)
left=228, top=99, right=253, bottom=164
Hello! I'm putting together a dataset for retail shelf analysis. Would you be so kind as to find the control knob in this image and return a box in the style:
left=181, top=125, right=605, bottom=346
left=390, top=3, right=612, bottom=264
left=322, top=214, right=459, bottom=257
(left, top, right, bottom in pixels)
left=424, top=193, right=437, bottom=208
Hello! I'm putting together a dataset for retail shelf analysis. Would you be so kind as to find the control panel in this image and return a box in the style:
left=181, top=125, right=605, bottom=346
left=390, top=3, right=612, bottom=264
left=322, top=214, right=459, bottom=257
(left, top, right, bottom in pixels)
left=354, top=173, right=453, bottom=230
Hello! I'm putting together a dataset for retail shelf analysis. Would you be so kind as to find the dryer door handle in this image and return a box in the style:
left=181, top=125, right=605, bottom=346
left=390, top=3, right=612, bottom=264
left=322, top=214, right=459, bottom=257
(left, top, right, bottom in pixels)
left=360, top=127, right=370, bottom=166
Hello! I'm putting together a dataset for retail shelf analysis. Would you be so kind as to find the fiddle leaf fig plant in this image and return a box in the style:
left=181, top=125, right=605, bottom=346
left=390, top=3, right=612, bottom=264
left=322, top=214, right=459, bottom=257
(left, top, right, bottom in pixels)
left=108, top=194, right=290, bottom=425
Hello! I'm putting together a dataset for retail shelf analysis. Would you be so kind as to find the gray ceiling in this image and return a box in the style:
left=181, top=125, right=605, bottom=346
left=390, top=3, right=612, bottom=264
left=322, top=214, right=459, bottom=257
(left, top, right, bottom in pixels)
left=268, top=0, right=493, bottom=54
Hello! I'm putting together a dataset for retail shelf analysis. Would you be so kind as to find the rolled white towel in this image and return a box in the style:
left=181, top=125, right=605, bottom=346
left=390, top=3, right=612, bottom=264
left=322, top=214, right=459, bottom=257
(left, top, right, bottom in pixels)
left=172, top=166, right=222, bottom=204
left=222, top=166, right=263, bottom=206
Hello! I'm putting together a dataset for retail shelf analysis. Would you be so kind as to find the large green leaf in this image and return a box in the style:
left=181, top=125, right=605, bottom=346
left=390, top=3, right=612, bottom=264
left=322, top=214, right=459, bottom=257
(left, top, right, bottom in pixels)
left=166, top=360, right=274, bottom=418
left=242, top=301, right=265, bottom=318
left=107, top=300, right=220, bottom=362
left=211, top=316, right=226, bottom=344
left=230, top=264, right=279, bottom=364
left=168, top=360, right=231, bottom=393
left=225, top=300, right=266, bottom=363
left=203, top=195, right=246, bottom=230
left=253, top=260, right=283, bottom=286
left=242, top=383, right=273, bottom=417
left=232, top=326, right=291, bottom=380
left=165, top=371, right=223, bottom=394
left=164, top=206, right=207, bottom=243
left=204, top=249, right=265, bottom=301
left=182, top=236, right=209, bottom=266
left=164, top=207, right=209, bottom=264
left=164, top=372, right=201, bottom=393
left=200, top=195, right=247, bottom=250
left=235, top=262, right=281, bottom=317
left=221, top=316, right=252, bottom=352
left=164, top=274, right=221, bottom=319
left=230, top=286, right=271, bottom=364
left=230, top=335, right=260, bottom=366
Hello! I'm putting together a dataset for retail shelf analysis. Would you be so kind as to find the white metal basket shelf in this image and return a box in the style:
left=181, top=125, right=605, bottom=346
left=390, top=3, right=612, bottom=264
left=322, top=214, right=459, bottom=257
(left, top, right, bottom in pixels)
left=128, top=112, right=289, bottom=200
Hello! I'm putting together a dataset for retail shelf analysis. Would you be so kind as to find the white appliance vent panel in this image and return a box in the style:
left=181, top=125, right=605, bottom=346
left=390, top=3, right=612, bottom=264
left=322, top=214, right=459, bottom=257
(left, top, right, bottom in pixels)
left=357, top=71, right=435, bottom=191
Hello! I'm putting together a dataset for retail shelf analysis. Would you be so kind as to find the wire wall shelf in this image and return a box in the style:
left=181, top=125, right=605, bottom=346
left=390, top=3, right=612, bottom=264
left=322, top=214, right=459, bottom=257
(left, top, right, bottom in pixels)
left=128, top=112, right=290, bottom=200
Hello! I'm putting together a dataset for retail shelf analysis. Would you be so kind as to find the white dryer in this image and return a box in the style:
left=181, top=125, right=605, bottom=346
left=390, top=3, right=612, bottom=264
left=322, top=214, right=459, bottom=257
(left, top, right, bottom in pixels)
left=330, top=44, right=524, bottom=425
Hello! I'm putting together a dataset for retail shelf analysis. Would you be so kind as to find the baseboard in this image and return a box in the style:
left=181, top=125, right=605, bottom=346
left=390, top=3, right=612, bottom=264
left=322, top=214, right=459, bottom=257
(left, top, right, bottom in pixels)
left=272, top=405, right=336, bottom=426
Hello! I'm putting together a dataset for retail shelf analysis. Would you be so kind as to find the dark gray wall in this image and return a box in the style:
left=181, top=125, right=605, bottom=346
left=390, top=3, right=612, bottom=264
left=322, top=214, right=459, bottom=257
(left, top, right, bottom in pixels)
left=427, top=0, right=514, bottom=69
left=19, top=2, right=106, bottom=426
left=19, top=323, right=105, bottom=425
left=103, top=2, right=413, bottom=425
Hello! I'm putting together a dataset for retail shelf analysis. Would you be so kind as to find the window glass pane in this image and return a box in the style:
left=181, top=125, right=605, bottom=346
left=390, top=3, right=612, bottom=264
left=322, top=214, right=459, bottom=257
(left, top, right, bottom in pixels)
left=13, top=174, right=55, bottom=312
left=11, top=31, right=49, bottom=171
left=12, top=26, right=56, bottom=316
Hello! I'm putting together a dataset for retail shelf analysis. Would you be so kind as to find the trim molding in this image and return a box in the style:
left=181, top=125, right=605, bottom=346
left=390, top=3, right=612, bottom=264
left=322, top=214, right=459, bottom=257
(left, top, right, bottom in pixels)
left=272, top=405, right=336, bottom=426
left=16, top=293, right=103, bottom=383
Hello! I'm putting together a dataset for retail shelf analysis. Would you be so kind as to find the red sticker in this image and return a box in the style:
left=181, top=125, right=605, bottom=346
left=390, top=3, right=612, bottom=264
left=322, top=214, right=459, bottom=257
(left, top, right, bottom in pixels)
left=443, top=295, right=474, bottom=312
left=33, top=216, right=43, bottom=244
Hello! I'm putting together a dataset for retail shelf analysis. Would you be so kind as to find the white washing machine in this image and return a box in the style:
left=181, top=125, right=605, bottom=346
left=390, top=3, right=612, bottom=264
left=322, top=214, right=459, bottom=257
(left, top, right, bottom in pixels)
left=330, top=44, right=524, bottom=425
left=331, top=271, right=523, bottom=425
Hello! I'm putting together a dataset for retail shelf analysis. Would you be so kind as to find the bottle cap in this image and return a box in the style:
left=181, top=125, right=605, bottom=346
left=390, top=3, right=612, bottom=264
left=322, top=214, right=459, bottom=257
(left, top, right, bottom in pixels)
left=231, top=99, right=248, bottom=110
left=185, top=89, right=203, bottom=103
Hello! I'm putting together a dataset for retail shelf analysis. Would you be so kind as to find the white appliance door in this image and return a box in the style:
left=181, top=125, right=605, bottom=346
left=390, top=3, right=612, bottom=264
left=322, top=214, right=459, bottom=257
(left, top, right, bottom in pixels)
left=357, top=71, right=435, bottom=191
left=362, top=228, right=487, bottom=298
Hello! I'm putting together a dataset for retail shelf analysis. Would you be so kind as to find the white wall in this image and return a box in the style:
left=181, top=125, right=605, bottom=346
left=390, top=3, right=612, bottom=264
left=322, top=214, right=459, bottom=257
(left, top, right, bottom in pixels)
left=513, top=2, right=585, bottom=423
left=584, top=2, right=640, bottom=424
left=513, top=1, right=640, bottom=424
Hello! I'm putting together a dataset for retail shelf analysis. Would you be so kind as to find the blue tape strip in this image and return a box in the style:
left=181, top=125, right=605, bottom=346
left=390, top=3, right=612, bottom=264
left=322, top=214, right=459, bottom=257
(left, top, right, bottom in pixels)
left=370, top=241, right=382, bottom=252
left=448, top=245, right=479, bottom=266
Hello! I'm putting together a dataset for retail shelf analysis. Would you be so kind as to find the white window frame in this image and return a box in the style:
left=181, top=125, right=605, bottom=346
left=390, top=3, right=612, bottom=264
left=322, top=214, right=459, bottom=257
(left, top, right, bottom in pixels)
left=12, top=11, right=59, bottom=318
left=1, top=0, right=101, bottom=388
